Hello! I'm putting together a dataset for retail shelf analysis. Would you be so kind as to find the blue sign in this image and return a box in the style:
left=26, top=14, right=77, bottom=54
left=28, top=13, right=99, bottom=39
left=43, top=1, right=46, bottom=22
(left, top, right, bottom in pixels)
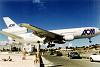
left=9, top=24, right=15, bottom=27
left=82, top=29, right=95, bottom=35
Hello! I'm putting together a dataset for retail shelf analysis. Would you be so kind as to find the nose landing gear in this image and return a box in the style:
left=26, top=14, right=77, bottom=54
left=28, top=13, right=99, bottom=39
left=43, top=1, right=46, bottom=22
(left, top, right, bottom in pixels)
left=89, top=38, right=92, bottom=43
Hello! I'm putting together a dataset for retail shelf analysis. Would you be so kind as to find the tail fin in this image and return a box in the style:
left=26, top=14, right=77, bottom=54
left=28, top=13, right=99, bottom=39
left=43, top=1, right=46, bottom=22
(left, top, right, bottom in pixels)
left=3, top=17, right=19, bottom=28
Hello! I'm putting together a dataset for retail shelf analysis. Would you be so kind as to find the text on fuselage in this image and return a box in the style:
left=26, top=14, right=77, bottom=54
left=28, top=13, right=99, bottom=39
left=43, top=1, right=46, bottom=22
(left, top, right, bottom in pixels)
left=82, top=29, right=95, bottom=36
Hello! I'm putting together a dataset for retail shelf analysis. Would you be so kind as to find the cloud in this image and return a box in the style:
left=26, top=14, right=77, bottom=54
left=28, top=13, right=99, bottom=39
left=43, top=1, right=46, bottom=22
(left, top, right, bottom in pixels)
left=32, top=0, right=47, bottom=10
left=32, top=0, right=41, bottom=3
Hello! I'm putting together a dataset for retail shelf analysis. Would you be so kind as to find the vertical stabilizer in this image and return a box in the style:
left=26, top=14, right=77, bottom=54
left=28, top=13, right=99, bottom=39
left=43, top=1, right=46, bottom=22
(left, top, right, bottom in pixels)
left=3, top=17, right=19, bottom=28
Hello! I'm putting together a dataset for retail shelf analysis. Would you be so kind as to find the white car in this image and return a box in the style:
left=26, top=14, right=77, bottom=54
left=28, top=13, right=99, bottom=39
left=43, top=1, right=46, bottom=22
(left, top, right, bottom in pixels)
left=90, top=54, right=100, bottom=62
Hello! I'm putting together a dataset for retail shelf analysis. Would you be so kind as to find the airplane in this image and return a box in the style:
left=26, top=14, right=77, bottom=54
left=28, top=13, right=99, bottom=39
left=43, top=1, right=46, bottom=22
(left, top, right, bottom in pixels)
left=1, top=17, right=100, bottom=48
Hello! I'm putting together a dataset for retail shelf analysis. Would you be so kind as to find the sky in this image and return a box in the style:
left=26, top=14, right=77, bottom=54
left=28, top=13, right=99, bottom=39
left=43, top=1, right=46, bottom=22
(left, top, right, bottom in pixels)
left=0, top=0, right=100, bottom=47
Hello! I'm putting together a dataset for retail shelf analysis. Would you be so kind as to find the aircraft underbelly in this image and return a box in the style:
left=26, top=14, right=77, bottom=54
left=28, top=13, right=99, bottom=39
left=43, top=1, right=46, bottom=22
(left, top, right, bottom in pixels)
left=74, top=34, right=95, bottom=39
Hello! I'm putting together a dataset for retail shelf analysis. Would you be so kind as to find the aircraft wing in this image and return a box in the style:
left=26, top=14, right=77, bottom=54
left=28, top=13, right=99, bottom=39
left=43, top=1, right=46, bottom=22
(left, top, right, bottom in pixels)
left=0, top=31, right=23, bottom=39
left=19, top=23, right=64, bottom=44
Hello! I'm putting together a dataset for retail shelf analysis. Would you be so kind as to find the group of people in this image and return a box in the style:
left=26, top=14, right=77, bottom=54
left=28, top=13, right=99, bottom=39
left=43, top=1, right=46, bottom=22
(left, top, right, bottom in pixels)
left=22, top=48, right=40, bottom=64
left=2, top=56, right=12, bottom=61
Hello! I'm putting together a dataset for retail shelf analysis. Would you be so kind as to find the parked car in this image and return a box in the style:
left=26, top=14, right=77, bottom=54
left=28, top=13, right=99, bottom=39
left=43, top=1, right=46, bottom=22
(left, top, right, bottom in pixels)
left=90, top=54, right=100, bottom=62
left=68, top=52, right=81, bottom=59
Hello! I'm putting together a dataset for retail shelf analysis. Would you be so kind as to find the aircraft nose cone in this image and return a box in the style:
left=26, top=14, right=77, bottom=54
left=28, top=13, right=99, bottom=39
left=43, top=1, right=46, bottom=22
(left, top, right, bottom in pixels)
left=97, top=28, right=100, bottom=34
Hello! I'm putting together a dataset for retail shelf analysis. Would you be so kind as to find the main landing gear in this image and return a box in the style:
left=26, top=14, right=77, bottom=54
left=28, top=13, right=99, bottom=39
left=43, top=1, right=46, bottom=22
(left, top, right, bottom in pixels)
left=47, top=42, right=55, bottom=48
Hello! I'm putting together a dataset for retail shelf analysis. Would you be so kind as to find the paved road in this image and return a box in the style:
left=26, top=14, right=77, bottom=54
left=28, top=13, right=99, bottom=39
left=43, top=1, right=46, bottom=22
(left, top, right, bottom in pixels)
left=43, top=55, right=100, bottom=67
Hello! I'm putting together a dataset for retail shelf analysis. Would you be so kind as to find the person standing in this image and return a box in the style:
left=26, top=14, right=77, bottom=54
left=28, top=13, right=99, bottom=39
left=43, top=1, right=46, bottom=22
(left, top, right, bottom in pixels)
left=22, top=48, right=27, bottom=60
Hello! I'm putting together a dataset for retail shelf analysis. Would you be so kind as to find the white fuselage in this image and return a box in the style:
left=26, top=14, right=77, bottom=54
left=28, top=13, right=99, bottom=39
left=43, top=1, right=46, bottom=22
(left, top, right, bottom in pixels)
left=2, top=27, right=100, bottom=44
left=50, top=27, right=100, bottom=39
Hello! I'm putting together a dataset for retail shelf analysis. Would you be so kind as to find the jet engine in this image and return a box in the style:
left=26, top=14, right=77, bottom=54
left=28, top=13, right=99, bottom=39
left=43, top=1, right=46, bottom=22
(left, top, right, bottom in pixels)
left=8, top=37, right=24, bottom=43
left=63, top=35, right=74, bottom=41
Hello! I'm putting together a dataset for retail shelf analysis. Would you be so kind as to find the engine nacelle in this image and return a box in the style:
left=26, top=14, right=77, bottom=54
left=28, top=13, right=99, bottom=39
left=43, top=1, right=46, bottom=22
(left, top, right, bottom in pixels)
left=8, top=37, right=23, bottom=43
left=63, top=35, right=74, bottom=41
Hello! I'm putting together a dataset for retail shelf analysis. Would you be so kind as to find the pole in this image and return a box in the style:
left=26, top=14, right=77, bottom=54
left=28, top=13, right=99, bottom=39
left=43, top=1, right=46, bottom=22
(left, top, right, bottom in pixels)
left=37, top=41, right=40, bottom=63
left=36, top=41, right=44, bottom=67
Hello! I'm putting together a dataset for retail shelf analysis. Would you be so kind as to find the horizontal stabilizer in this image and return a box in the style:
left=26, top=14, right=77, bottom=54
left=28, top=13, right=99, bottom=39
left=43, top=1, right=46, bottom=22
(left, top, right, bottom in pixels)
left=0, top=31, right=22, bottom=39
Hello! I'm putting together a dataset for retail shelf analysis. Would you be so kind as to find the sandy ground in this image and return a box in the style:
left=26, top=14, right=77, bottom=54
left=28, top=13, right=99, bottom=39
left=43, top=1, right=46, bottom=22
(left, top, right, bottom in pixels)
left=0, top=53, right=40, bottom=67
